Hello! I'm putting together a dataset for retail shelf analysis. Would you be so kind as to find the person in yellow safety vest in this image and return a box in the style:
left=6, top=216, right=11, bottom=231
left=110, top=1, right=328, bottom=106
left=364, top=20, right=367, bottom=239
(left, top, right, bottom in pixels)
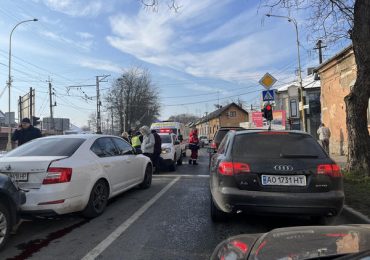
left=131, top=131, right=143, bottom=153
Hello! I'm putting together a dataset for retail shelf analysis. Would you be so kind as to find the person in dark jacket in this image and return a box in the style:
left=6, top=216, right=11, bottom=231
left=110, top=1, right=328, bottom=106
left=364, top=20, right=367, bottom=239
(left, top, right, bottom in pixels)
left=11, top=118, right=42, bottom=146
left=151, top=129, right=162, bottom=173
left=188, top=128, right=200, bottom=165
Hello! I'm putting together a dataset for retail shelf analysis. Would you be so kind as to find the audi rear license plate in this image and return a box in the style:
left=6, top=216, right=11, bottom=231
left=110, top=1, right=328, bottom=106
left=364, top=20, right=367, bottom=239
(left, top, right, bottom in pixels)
left=262, top=175, right=306, bottom=186
left=4, top=172, right=28, bottom=182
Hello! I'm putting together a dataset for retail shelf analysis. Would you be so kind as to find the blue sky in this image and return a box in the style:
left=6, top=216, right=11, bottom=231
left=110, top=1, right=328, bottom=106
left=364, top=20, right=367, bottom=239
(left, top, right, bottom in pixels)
left=0, top=0, right=350, bottom=127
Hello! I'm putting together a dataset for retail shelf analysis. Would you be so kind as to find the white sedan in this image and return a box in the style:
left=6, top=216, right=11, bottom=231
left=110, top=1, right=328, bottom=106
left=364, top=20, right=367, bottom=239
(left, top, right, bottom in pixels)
left=0, top=134, right=152, bottom=218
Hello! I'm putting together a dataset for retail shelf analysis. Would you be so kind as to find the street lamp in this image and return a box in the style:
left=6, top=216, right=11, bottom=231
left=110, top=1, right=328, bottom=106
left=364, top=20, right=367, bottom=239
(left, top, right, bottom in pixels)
left=6, top=18, right=38, bottom=151
left=266, top=14, right=307, bottom=132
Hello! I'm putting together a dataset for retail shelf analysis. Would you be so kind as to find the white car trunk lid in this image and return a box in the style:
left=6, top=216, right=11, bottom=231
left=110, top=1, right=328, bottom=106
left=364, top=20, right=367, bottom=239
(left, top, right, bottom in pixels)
left=0, top=156, right=68, bottom=189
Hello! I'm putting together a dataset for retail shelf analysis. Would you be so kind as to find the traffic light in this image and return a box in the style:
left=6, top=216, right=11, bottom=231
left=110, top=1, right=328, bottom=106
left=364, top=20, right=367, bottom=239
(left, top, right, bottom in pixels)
left=32, top=116, right=41, bottom=126
left=263, top=104, right=273, bottom=121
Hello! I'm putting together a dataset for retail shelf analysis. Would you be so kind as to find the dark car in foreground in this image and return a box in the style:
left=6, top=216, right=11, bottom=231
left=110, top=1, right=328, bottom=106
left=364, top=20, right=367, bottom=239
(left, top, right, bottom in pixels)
left=211, top=225, right=370, bottom=260
left=0, top=174, right=26, bottom=250
left=209, top=130, right=344, bottom=223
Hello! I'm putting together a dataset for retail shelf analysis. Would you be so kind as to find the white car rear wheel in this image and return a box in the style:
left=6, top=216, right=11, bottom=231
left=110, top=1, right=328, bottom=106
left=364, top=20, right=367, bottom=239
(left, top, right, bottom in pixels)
left=82, top=180, right=109, bottom=218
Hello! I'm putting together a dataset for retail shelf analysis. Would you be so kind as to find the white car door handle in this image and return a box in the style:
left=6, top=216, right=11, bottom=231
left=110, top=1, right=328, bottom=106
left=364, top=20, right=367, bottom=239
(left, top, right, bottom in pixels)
left=104, top=164, right=111, bottom=168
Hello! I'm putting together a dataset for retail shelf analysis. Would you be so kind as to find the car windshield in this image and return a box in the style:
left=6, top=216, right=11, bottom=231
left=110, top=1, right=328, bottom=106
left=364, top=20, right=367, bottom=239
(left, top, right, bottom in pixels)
left=232, top=133, right=327, bottom=159
left=160, top=135, right=172, bottom=144
left=5, top=138, right=85, bottom=157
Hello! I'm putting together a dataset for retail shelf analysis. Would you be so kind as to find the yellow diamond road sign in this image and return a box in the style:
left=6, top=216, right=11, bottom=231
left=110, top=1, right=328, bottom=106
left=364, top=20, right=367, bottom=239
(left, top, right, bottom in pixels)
left=259, top=73, right=277, bottom=89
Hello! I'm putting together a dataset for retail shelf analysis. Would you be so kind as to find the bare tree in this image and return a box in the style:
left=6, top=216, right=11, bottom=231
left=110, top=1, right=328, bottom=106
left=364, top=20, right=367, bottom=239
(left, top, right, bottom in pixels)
left=105, top=67, right=160, bottom=133
left=87, top=113, right=97, bottom=133
left=262, top=0, right=369, bottom=174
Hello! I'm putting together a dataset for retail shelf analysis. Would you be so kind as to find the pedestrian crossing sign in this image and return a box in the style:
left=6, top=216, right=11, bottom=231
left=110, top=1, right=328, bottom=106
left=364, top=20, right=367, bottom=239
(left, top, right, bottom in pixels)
left=262, top=90, right=275, bottom=101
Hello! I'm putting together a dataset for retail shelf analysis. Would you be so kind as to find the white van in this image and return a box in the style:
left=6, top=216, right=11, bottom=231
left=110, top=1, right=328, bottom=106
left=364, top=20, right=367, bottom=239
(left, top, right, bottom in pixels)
left=150, top=121, right=188, bottom=156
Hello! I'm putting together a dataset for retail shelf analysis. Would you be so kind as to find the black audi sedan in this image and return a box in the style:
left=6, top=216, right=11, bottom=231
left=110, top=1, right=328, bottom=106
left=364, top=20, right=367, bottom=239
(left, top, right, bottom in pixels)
left=209, top=130, right=344, bottom=224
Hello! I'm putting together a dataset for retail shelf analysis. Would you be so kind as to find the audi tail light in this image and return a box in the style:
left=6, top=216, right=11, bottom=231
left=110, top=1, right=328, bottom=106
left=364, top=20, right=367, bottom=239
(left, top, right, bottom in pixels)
left=218, top=162, right=251, bottom=176
left=43, top=167, right=73, bottom=185
left=317, top=164, right=342, bottom=177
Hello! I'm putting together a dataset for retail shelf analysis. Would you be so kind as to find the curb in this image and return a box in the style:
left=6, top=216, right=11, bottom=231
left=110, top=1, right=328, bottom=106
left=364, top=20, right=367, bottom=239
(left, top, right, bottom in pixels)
left=342, top=205, right=370, bottom=224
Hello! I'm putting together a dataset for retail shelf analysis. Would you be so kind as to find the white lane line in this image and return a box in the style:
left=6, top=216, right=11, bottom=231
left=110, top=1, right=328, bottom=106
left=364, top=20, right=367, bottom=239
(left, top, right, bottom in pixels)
left=82, top=176, right=181, bottom=260
left=154, top=174, right=209, bottom=178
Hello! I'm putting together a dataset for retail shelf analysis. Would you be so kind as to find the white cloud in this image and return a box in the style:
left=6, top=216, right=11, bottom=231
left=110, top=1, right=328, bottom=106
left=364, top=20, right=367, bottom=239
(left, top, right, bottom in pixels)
left=39, top=30, right=93, bottom=51
left=106, top=0, right=293, bottom=84
left=200, top=9, right=258, bottom=43
left=78, top=58, right=122, bottom=73
left=40, top=16, right=61, bottom=25
left=76, top=32, right=94, bottom=39
left=43, top=0, right=104, bottom=17
left=184, top=84, right=228, bottom=95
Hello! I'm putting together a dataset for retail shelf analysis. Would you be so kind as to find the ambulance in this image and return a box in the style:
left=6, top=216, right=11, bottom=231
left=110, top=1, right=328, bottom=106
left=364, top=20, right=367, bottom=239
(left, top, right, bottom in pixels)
left=150, top=121, right=189, bottom=156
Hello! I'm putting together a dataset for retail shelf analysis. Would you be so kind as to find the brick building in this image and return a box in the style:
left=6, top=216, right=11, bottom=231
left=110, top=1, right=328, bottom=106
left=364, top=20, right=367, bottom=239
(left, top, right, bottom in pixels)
left=316, top=45, right=370, bottom=155
left=195, top=103, right=249, bottom=140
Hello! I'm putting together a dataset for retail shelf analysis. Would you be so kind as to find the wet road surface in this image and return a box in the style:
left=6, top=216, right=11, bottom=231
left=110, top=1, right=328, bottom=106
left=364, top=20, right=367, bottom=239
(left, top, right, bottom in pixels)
left=0, top=149, right=361, bottom=260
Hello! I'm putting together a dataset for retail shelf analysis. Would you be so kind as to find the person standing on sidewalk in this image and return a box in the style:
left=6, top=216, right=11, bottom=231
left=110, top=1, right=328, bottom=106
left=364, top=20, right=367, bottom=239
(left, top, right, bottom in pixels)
left=140, top=126, right=155, bottom=162
left=188, top=128, right=200, bottom=165
left=317, top=123, right=331, bottom=154
left=131, top=131, right=142, bottom=153
left=121, top=132, right=130, bottom=143
left=11, top=118, right=42, bottom=146
left=151, top=129, right=162, bottom=173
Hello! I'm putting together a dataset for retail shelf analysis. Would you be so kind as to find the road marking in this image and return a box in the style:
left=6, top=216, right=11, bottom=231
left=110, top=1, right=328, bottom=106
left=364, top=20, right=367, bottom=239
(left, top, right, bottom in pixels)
left=82, top=176, right=181, bottom=260
left=154, top=174, right=209, bottom=178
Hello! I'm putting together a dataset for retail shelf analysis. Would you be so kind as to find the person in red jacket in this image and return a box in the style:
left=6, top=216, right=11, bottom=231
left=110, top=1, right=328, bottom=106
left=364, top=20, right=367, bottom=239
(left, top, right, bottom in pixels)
left=188, top=128, right=200, bottom=165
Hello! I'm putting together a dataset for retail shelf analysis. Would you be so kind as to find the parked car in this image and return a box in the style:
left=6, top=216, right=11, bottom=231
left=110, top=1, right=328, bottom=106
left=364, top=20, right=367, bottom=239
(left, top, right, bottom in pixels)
left=209, top=127, right=245, bottom=151
left=159, top=133, right=182, bottom=171
left=199, top=135, right=209, bottom=148
left=209, top=130, right=344, bottom=223
left=208, top=127, right=245, bottom=165
left=0, top=174, right=26, bottom=250
left=211, top=225, right=370, bottom=260
left=0, top=135, right=152, bottom=218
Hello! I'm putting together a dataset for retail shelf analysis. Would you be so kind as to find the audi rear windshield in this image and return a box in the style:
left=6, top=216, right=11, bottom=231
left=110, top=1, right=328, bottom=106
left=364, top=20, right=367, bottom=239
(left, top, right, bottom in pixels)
left=232, top=133, right=327, bottom=159
left=5, top=138, right=86, bottom=157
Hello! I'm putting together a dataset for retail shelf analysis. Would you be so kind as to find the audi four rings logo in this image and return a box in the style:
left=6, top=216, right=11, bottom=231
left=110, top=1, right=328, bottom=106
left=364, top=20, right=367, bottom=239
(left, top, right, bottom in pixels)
left=274, top=165, right=294, bottom=171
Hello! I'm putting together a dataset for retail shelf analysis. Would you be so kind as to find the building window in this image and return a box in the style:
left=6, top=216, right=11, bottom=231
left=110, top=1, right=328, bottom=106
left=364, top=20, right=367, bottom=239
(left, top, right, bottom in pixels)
left=290, top=99, right=298, bottom=118
left=229, top=111, right=236, bottom=117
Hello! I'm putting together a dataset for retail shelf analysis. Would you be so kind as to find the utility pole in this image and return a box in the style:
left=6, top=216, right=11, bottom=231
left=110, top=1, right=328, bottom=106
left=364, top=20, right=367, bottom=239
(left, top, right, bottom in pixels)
left=96, top=76, right=101, bottom=134
left=314, top=40, right=327, bottom=64
left=48, top=78, right=56, bottom=131
left=96, top=75, right=110, bottom=134
left=266, top=14, right=307, bottom=132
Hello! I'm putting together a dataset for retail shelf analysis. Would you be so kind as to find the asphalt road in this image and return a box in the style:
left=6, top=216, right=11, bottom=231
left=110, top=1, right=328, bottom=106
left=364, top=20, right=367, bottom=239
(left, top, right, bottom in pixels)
left=0, top=149, right=362, bottom=260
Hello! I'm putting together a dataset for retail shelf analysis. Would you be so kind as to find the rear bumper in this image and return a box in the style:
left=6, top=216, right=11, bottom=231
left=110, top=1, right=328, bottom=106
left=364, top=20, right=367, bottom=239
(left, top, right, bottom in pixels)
left=213, top=187, right=344, bottom=216
left=20, top=183, right=88, bottom=215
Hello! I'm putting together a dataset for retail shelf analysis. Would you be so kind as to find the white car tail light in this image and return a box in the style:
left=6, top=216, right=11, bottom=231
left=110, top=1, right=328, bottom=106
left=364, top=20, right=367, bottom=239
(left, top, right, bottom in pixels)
left=43, top=167, right=72, bottom=185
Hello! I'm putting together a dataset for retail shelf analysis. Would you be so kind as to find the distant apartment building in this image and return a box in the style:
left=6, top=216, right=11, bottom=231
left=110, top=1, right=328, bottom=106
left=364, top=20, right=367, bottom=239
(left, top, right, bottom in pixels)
left=274, top=72, right=321, bottom=138
left=195, top=103, right=249, bottom=140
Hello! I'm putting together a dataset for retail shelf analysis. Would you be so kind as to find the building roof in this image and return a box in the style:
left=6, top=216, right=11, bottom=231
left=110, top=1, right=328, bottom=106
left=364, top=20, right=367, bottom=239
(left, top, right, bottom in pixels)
left=276, top=74, right=320, bottom=92
left=315, top=44, right=353, bottom=72
left=0, top=111, right=4, bottom=118
left=196, top=102, right=248, bottom=125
